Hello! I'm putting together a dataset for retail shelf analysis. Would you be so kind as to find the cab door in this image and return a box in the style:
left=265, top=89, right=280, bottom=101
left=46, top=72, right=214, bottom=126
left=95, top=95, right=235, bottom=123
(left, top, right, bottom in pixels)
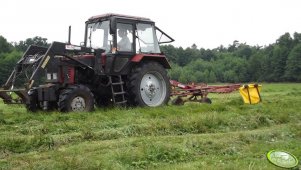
left=105, top=22, right=135, bottom=75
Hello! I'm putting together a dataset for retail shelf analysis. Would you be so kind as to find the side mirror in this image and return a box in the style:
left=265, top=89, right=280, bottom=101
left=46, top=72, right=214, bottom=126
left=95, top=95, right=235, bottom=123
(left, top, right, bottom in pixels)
left=110, top=17, right=116, bottom=34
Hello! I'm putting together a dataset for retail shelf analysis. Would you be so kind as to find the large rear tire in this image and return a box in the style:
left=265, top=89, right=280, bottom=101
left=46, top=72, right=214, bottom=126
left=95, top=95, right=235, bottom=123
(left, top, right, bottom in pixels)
left=58, top=85, right=94, bottom=112
left=127, top=62, right=170, bottom=107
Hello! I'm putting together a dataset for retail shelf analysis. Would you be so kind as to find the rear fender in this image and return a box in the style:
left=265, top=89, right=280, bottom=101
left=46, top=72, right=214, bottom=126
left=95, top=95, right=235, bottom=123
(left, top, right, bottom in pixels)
left=131, top=54, right=171, bottom=69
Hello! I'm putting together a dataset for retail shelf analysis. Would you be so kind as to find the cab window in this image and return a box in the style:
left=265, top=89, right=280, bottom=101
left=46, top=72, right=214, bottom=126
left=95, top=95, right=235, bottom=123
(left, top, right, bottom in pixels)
left=136, top=23, right=160, bottom=54
left=116, top=23, right=133, bottom=52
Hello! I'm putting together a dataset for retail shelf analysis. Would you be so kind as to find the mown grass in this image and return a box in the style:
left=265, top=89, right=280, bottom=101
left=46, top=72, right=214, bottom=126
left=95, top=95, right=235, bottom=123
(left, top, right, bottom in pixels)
left=0, top=83, right=300, bottom=169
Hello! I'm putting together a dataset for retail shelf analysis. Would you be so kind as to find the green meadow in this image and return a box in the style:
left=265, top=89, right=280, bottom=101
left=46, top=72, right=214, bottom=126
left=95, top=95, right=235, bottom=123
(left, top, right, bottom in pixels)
left=0, top=83, right=300, bottom=169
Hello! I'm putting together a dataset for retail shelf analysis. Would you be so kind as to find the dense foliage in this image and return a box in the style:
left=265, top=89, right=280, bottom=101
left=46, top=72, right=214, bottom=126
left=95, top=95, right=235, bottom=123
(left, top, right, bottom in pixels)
left=0, top=32, right=300, bottom=85
left=161, top=32, right=301, bottom=83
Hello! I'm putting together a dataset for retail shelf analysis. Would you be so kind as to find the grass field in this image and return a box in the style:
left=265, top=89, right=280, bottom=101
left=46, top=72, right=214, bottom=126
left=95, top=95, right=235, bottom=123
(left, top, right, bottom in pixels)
left=0, top=83, right=300, bottom=169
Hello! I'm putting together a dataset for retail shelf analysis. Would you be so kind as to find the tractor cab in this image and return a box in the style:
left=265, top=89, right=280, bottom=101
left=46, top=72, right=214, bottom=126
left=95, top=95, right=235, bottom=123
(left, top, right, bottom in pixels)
left=85, top=13, right=173, bottom=55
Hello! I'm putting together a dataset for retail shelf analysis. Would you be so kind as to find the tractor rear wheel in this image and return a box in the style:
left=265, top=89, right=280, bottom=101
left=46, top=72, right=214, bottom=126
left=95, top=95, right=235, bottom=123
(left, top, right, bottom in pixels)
left=58, top=85, right=94, bottom=112
left=127, top=62, right=170, bottom=107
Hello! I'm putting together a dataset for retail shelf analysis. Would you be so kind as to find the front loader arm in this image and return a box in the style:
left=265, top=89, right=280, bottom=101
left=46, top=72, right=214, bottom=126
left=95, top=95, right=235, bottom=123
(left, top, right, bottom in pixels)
left=0, top=41, right=98, bottom=104
left=3, top=45, right=48, bottom=89
left=0, top=45, right=47, bottom=104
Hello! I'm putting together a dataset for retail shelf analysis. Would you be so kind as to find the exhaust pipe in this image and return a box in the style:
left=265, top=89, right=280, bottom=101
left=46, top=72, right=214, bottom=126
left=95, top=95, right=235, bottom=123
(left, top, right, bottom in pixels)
left=68, top=25, right=71, bottom=44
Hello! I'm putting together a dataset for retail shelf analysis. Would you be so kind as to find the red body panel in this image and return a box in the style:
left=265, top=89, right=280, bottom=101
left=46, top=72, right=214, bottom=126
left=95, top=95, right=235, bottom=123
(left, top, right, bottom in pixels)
left=131, top=54, right=171, bottom=68
left=58, top=66, right=75, bottom=84
left=68, top=67, right=75, bottom=84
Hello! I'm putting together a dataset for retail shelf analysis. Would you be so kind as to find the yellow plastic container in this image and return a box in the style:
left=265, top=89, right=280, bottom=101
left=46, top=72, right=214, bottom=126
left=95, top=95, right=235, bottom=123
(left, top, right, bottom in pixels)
left=239, top=84, right=262, bottom=104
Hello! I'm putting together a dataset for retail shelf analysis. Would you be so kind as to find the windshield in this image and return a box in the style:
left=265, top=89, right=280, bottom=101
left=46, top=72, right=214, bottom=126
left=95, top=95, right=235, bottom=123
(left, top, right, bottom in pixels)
left=87, top=20, right=112, bottom=52
left=136, top=23, right=160, bottom=54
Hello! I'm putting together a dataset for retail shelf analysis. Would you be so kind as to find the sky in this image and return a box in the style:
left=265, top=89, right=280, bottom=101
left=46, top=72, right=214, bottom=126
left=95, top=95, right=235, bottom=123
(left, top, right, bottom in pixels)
left=1, top=0, right=301, bottom=49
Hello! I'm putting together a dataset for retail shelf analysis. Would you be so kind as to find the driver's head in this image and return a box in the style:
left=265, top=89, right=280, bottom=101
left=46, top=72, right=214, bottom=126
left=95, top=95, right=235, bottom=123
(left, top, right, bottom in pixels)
left=118, top=29, right=127, bottom=37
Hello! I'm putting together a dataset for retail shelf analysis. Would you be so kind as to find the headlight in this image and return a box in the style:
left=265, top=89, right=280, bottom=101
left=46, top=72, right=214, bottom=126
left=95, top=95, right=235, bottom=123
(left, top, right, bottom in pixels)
left=47, top=73, right=51, bottom=80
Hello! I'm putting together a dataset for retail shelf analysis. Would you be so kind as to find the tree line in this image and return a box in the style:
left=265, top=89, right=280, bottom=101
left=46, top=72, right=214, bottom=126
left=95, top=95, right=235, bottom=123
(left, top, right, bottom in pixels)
left=0, top=33, right=300, bottom=86
left=161, top=32, right=301, bottom=83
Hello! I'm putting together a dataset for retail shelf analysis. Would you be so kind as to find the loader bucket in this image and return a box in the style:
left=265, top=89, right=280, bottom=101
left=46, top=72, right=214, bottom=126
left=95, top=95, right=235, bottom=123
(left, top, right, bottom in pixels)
left=0, top=89, right=28, bottom=104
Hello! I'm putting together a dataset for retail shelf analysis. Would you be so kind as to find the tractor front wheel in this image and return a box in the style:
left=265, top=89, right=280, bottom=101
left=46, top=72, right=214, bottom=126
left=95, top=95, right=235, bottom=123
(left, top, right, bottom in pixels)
left=128, top=62, right=170, bottom=107
left=58, top=85, right=94, bottom=112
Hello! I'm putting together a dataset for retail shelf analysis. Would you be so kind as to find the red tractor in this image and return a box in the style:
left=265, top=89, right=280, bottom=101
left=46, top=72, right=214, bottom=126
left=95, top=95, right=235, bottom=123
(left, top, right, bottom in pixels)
left=0, top=13, right=174, bottom=112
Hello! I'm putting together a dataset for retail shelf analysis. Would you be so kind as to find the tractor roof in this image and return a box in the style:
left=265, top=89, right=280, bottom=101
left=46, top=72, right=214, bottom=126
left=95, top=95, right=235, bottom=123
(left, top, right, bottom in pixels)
left=88, top=13, right=153, bottom=23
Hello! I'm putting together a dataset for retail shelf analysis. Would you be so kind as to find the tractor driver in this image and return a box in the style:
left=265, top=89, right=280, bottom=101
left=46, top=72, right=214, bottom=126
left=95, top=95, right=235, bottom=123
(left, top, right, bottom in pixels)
left=117, top=28, right=131, bottom=51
